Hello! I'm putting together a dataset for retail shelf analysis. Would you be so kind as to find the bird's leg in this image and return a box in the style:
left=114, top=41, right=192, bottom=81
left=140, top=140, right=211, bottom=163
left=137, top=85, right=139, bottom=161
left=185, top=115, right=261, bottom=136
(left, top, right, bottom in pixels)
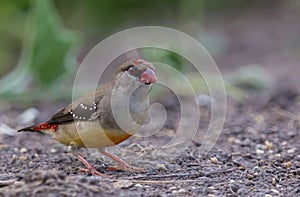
left=70, top=145, right=105, bottom=176
left=98, top=149, right=145, bottom=172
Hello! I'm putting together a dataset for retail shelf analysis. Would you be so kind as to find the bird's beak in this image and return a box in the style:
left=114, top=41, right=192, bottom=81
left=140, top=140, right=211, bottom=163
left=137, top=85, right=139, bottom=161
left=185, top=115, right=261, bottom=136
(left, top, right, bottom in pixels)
left=139, top=68, right=157, bottom=84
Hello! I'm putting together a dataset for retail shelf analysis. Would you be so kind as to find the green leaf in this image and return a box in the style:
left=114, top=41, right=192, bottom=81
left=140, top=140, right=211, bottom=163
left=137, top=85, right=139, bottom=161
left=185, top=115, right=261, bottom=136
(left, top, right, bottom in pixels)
left=0, top=0, right=79, bottom=97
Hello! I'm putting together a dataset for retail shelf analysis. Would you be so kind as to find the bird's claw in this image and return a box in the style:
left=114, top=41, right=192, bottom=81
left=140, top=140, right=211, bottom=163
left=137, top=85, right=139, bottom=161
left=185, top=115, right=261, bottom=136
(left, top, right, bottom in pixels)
left=79, top=167, right=113, bottom=178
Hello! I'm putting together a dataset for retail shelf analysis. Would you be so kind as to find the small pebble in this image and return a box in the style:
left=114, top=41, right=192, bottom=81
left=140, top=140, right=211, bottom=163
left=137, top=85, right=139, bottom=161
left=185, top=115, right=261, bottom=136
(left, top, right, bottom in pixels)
left=134, top=184, right=143, bottom=187
left=196, top=94, right=216, bottom=107
left=210, top=156, right=218, bottom=163
left=287, top=148, right=296, bottom=154
left=256, top=149, right=264, bottom=154
left=256, top=144, right=265, bottom=150
left=0, top=123, right=17, bottom=136
left=271, top=189, right=280, bottom=194
left=276, top=184, right=282, bottom=188
left=20, top=147, right=27, bottom=153
left=169, top=186, right=177, bottom=191
left=208, top=194, right=216, bottom=197
left=208, top=186, right=216, bottom=190
left=282, top=161, right=292, bottom=168
left=172, top=188, right=187, bottom=194
left=227, top=137, right=235, bottom=143
left=11, top=154, right=18, bottom=162
left=247, top=174, right=254, bottom=179
left=264, top=140, right=273, bottom=149
left=156, top=163, right=167, bottom=170
left=113, top=180, right=133, bottom=189
left=19, top=156, right=27, bottom=161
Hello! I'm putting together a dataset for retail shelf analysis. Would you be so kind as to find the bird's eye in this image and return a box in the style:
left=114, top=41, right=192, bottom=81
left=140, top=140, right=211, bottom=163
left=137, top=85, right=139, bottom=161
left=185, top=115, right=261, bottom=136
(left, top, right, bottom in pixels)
left=127, top=66, right=135, bottom=75
left=126, top=65, right=133, bottom=70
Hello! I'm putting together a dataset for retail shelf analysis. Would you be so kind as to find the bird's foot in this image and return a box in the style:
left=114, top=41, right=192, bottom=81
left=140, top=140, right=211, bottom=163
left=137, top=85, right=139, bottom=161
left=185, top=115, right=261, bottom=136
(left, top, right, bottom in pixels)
left=99, top=150, right=146, bottom=172
left=79, top=166, right=113, bottom=177
left=79, top=166, right=102, bottom=176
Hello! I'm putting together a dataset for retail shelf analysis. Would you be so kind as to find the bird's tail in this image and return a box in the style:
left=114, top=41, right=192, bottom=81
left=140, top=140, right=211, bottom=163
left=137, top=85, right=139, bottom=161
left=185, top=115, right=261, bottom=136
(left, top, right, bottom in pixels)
left=17, top=125, right=37, bottom=132
left=18, top=122, right=58, bottom=132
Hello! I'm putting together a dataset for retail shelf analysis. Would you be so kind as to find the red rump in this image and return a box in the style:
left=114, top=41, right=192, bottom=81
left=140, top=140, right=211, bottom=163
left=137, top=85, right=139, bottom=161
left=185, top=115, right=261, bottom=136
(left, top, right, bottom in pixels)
left=33, top=123, right=58, bottom=132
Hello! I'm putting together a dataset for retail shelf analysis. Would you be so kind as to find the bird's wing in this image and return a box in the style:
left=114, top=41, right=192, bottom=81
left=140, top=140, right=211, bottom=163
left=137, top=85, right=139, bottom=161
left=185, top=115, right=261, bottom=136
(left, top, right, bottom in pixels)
left=47, top=85, right=111, bottom=124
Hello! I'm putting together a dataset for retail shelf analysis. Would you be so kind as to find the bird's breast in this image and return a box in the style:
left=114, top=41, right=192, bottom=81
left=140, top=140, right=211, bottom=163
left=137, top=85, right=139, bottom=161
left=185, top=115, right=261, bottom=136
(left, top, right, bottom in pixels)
left=53, top=121, right=132, bottom=148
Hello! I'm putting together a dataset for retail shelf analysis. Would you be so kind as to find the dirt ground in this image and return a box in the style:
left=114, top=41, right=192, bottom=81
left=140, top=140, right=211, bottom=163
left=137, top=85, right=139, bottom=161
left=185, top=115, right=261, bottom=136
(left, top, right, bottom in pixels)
left=0, top=89, right=299, bottom=197
left=1, top=2, right=300, bottom=197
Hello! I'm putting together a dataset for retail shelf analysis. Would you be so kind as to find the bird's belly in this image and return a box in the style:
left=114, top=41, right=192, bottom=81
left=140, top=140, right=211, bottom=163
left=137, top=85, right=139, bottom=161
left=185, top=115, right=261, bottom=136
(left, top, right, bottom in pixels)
left=55, top=121, right=132, bottom=148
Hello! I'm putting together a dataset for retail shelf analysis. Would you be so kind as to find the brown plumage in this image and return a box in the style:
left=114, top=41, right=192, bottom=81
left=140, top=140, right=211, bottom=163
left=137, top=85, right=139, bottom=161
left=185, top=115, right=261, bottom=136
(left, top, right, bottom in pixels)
left=18, top=59, right=157, bottom=176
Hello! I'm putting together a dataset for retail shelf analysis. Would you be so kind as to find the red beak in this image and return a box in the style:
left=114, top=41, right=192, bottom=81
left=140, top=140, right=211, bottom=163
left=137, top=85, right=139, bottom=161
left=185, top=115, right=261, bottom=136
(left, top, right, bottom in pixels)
left=139, top=68, right=157, bottom=84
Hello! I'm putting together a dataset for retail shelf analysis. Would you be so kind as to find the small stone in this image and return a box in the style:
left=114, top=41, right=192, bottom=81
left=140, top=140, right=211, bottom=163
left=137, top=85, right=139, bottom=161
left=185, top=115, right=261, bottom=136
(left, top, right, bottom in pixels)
left=19, top=156, right=27, bottom=161
left=264, top=140, right=273, bottom=149
left=208, top=194, right=216, bottom=197
left=0, top=179, right=17, bottom=186
left=227, top=137, right=235, bottom=143
left=287, top=148, right=296, bottom=154
left=50, top=148, right=57, bottom=153
left=282, top=161, right=292, bottom=168
left=265, top=194, right=272, bottom=197
left=253, top=166, right=260, bottom=171
left=113, top=180, right=133, bottom=189
left=156, top=163, right=167, bottom=170
left=256, top=149, right=264, bottom=154
left=134, top=184, right=143, bottom=187
left=20, top=147, right=27, bottom=153
left=247, top=174, right=254, bottom=179
left=271, top=189, right=280, bottom=194
left=208, top=186, right=216, bottom=190
left=196, top=94, right=216, bottom=107
left=267, top=150, right=274, bottom=154
left=11, top=154, right=18, bottom=162
left=177, top=189, right=187, bottom=194
left=210, top=157, right=218, bottom=163
left=0, top=123, right=17, bottom=136
left=276, top=184, right=282, bottom=188
left=172, top=189, right=187, bottom=194
left=169, top=186, right=177, bottom=191
left=256, top=144, right=265, bottom=150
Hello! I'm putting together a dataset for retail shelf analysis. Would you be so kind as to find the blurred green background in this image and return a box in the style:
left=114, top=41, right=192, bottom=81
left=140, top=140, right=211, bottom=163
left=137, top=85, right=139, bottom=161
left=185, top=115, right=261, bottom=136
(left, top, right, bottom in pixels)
left=0, top=0, right=299, bottom=102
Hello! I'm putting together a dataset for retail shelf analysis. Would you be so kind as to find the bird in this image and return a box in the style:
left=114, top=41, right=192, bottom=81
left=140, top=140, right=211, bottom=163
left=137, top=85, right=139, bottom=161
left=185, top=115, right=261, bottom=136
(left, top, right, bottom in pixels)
left=18, top=59, right=157, bottom=176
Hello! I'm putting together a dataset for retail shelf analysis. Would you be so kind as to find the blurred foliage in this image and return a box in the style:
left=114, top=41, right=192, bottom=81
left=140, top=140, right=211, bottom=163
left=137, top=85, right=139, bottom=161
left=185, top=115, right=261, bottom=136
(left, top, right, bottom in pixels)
left=28, top=0, right=78, bottom=86
left=0, top=0, right=291, bottom=102
left=226, top=65, right=275, bottom=93
left=141, top=48, right=187, bottom=72
left=142, top=48, right=255, bottom=100
left=0, top=0, right=29, bottom=77
left=0, top=0, right=79, bottom=100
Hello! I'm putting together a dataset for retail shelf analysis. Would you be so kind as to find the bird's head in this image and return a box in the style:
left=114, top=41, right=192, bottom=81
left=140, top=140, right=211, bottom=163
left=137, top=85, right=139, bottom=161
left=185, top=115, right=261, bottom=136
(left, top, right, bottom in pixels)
left=111, top=59, right=156, bottom=129
left=115, top=59, right=157, bottom=87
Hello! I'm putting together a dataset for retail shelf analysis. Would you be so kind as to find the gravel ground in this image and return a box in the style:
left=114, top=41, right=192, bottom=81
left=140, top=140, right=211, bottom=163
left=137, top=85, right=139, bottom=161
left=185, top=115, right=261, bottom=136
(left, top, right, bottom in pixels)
left=0, top=89, right=299, bottom=196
